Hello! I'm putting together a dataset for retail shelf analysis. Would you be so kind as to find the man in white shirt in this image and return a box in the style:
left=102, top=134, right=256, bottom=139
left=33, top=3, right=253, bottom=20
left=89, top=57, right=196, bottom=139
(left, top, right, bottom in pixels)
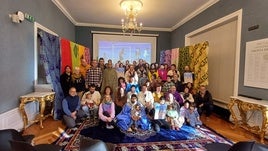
left=81, top=84, right=101, bottom=120
left=137, top=84, right=154, bottom=107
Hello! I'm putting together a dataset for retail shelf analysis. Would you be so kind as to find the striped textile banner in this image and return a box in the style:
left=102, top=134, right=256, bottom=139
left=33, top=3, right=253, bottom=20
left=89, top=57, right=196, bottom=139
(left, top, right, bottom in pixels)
left=60, top=38, right=71, bottom=73
left=190, top=41, right=209, bottom=88
left=178, top=46, right=192, bottom=74
left=171, top=48, right=179, bottom=67
left=70, top=42, right=80, bottom=70
left=164, top=49, right=171, bottom=66
left=84, top=47, right=90, bottom=64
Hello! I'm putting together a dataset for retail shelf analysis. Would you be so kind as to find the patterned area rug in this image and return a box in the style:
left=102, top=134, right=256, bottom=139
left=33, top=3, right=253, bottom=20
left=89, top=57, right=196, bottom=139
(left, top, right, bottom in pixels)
left=56, top=119, right=232, bottom=151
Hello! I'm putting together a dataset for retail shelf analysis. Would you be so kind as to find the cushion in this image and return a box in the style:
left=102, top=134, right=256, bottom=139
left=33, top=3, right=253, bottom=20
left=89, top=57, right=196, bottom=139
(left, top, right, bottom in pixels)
left=34, top=144, right=62, bottom=151
left=80, top=135, right=115, bottom=151
left=229, top=141, right=268, bottom=151
left=205, top=141, right=268, bottom=151
left=204, top=142, right=231, bottom=151
left=10, top=140, right=61, bottom=151
left=9, top=140, right=37, bottom=151
left=0, top=129, right=32, bottom=151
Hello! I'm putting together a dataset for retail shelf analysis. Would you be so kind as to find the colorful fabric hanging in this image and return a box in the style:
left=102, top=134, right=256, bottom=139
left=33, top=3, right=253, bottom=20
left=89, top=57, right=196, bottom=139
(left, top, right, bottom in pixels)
left=178, top=46, right=192, bottom=74
left=164, top=49, right=171, bottom=66
left=84, top=47, right=90, bottom=64
left=190, top=41, right=209, bottom=88
left=39, top=30, right=64, bottom=120
left=70, top=42, right=80, bottom=70
left=171, top=48, right=180, bottom=67
left=60, top=38, right=71, bottom=73
left=159, top=50, right=166, bottom=65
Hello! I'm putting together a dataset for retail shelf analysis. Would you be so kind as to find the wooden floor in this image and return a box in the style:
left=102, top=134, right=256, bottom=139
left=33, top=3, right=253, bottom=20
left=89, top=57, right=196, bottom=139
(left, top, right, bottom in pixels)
left=23, top=113, right=268, bottom=145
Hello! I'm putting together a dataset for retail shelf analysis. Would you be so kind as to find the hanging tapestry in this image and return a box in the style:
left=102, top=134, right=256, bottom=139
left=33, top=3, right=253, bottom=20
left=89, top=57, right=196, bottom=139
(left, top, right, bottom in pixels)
left=190, top=41, right=209, bottom=88
left=159, top=50, right=166, bottom=65
left=70, top=42, right=80, bottom=70
left=178, top=46, right=192, bottom=75
left=39, top=30, right=64, bottom=120
left=164, top=49, right=171, bottom=66
left=84, top=47, right=90, bottom=64
left=78, top=45, right=85, bottom=62
left=171, top=48, right=179, bottom=67
left=60, top=38, right=72, bottom=73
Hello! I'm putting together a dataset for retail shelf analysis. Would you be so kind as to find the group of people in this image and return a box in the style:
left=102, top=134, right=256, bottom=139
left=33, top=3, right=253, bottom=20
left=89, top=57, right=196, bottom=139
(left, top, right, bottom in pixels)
left=60, top=58, right=214, bottom=134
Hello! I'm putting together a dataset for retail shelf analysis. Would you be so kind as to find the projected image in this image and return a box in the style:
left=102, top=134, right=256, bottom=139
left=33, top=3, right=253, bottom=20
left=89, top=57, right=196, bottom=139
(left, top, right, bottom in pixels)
left=98, top=41, right=152, bottom=64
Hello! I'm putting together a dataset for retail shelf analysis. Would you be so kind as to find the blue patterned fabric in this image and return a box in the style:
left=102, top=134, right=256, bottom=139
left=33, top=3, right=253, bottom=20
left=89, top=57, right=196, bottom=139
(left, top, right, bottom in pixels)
left=39, top=31, right=64, bottom=119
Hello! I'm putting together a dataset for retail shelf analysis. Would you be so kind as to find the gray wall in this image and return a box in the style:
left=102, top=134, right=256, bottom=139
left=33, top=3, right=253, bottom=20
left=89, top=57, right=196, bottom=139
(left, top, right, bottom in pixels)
left=171, top=0, right=268, bottom=100
left=1, top=0, right=267, bottom=115
left=0, top=0, right=75, bottom=114
left=75, top=26, right=171, bottom=63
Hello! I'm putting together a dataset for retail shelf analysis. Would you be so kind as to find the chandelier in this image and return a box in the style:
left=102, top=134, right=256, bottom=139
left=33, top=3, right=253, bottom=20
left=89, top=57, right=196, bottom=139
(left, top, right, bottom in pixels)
left=120, top=0, right=143, bottom=34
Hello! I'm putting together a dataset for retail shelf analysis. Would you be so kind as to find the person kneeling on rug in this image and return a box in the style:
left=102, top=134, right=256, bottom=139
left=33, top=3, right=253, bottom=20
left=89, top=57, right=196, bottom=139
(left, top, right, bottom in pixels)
left=98, top=94, right=115, bottom=129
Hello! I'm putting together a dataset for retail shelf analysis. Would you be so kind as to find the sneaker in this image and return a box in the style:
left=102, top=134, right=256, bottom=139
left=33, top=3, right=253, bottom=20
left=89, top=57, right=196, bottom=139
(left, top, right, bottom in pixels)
left=71, top=127, right=78, bottom=131
left=106, top=124, right=114, bottom=129
left=127, top=127, right=133, bottom=132
left=60, top=132, right=71, bottom=139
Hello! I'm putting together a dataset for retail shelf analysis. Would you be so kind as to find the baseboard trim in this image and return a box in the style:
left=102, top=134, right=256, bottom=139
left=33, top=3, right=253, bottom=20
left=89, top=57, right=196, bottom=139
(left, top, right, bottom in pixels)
left=0, top=102, right=39, bottom=131
left=0, top=108, right=24, bottom=130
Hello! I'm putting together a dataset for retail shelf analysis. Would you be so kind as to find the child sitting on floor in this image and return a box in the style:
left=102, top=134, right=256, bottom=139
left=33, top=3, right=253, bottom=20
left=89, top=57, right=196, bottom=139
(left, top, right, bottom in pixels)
left=186, top=102, right=202, bottom=128
left=84, top=93, right=94, bottom=108
left=131, top=103, right=142, bottom=131
left=166, top=104, right=184, bottom=130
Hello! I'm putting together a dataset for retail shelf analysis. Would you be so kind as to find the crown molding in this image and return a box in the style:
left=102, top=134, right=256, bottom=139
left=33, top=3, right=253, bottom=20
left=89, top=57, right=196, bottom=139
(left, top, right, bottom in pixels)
left=171, top=0, right=220, bottom=31
left=91, top=31, right=159, bottom=37
left=76, top=22, right=172, bottom=32
left=52, top=0, right=78, bottom=24
left=53, top=0, right=219, bottom=32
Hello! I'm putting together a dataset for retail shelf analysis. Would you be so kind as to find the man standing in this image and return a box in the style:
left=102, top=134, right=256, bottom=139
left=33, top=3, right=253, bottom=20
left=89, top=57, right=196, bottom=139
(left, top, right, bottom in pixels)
left=79, top=58, right=90, bottom=78
left=62, top=87, right=86, bottom=128
left=101, top=62, right=118, bottom=94
left=85, top=59, right=103, bottom=91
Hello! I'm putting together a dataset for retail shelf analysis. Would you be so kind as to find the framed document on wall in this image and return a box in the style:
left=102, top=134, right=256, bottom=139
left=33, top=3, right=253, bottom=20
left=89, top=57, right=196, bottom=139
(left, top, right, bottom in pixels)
left=244, top=38, right=268, bottom=89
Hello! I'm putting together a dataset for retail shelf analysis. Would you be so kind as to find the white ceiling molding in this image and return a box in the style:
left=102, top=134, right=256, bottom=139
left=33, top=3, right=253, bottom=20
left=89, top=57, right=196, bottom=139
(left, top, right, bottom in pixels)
left=171, top=0, right=220, bottom=31
left=51, top=0, right=77, bottom=25
left=52, top=0, right=219, bottom=32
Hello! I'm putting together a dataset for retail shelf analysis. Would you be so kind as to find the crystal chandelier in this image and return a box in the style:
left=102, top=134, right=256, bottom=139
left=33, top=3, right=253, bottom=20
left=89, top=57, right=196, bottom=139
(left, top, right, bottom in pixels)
left=120, top=0, right=143, bottom=34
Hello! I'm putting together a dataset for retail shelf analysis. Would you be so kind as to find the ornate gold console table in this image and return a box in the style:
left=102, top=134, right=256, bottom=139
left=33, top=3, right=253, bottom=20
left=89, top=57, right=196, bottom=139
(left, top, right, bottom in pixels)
left=19, top=92, right=55, bottom=130
left=228, top=96, right=268, bottom=143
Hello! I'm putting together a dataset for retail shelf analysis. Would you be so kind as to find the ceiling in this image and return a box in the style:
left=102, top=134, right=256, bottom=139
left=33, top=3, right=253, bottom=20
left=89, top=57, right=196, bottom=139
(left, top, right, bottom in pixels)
left=52, top=0, right=219, bottom=32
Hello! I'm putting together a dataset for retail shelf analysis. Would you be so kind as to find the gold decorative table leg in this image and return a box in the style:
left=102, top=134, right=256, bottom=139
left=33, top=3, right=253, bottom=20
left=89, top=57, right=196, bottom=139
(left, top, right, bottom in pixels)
left=260, top=109, right=268, bottom=143
left=39, top=98, right=45, bottom=129
left=228, top=99, right=238, bottom=129
left=19, top=98, right=28, bottom=130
